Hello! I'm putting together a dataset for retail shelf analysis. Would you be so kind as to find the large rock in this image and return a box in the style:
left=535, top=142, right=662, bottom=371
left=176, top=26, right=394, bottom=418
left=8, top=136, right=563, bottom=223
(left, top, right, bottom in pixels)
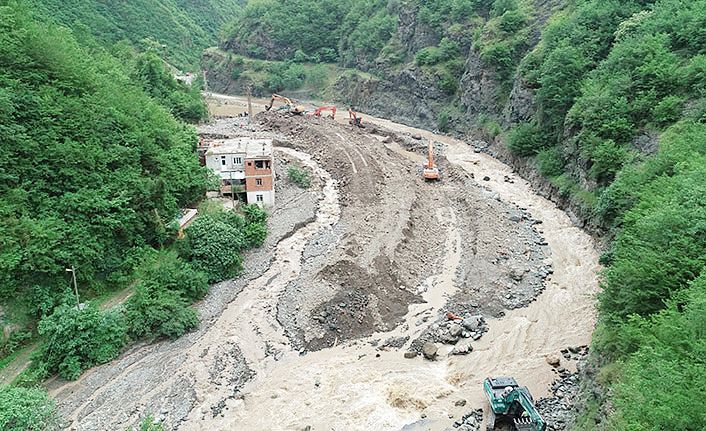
left=449, top=323, right=463, bottom=338
left=422, top=342, right=438, bottom=360
left=462, top=316, right=482, bottom=331
left=546, top=354, right=561, bottom=368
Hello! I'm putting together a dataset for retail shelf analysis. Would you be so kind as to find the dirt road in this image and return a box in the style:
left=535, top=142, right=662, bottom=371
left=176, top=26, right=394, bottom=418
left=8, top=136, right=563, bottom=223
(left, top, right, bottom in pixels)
left=49, top=95, right=599, bottom=431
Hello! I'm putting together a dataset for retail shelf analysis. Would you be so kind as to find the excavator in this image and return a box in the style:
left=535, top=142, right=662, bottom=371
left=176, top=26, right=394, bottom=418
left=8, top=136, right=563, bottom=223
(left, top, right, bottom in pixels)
left=265, top=94, right=305, bottom=115
left=423, top=142, right=440, bottom=180
left=311, top=105, right=337, bottom=119
left=483, top=377, right=546, bottom=431
left=348, top=108, right=363, bottom=128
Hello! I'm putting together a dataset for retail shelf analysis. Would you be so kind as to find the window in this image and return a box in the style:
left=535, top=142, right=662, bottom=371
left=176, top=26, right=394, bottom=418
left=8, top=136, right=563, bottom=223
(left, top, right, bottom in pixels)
left=234, top=157, right=242, bottom=164
left=256, top=179, right=263, bottom=186
left=220, top=156, right=226, bottom=166
left=256, top=194, right=264, bottom=202
left=255, top=160, right=265, bottom=169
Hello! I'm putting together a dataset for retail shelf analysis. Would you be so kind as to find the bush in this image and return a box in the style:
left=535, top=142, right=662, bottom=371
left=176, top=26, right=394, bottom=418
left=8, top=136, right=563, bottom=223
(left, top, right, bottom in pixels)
left=1, top=330, right=32, bottom=357
left=135, top=250, right=209, bottom=301
left=589, top=140, right=630, bottom=184
left=652, top=95, right=684, bottom=127
left=179, top=209, right=247, bottom=283
left=0, top=386, right=58, bottom=431
left=536, top=147, right=564, bottom=177
left=288, top=166, right=311, bottom=188
left=125, top=285, right=198, bottom=340
left=135, top=416, right=165, bottom=431
left=507, top=122, right=547, bottom=156
left=37, top=304, right=127, bottom=380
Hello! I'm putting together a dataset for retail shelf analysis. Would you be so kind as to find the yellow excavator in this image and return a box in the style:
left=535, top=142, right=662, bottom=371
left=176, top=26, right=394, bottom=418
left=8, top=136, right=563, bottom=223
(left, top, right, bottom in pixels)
left=423, top=142, right=440, bottom=180
left=265, top=94, right=305, bottom=115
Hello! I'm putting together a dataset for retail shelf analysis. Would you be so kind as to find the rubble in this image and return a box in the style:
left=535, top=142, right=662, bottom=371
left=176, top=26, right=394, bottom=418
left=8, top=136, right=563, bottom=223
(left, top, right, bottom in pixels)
left=536, top=345, right=590, bottom=430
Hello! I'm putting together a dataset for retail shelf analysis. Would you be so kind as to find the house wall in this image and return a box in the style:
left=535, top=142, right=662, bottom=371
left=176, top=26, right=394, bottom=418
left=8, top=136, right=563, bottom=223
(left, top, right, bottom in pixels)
left=246, top=190, right=275, bottom=207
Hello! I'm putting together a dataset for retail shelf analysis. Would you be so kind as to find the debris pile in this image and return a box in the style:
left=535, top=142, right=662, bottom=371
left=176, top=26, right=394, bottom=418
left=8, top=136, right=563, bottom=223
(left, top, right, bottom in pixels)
left=408, top=313, right=489, bottom=358
left=446, top=408, right=483, bottom=431
left=536, top=345, right=590, bottom=430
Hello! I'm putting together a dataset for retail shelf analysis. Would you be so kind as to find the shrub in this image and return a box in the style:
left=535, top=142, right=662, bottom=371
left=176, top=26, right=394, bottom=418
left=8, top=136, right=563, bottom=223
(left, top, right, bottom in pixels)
left=125, top=285, right=198, bottom=340
left=438, top=69, right=459, bottom=95
left=288, top=166, right=311, bottom=188
left=536, top=147, right=564, bottom=177
left=135, top=416, right=165, bottom=431
left=179, top=209, right=247, bottom=283
left=135, top=250, right=209, bottom=301
left=37, top=304, right=127, bottom=380
left=588, top=140, right=630, bottom=184
left=1, top=330, right=32, bottom=356
left=415, top=47, right=443, bottom=66
left=507, top=122, right=547, bottom=156
left=652, top=95, right=684, bottom=127
left=0, top=387, right=58, bottom=431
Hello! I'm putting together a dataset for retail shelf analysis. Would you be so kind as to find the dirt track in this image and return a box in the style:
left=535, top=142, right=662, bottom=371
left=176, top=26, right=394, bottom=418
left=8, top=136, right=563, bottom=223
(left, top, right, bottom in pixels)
left=48, top=95, right=599, bottom=431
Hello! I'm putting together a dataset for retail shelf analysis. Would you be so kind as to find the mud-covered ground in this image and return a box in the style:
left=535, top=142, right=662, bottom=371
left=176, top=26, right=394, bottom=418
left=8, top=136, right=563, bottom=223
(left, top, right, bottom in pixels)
left=48, top=99, right=599, bottom=431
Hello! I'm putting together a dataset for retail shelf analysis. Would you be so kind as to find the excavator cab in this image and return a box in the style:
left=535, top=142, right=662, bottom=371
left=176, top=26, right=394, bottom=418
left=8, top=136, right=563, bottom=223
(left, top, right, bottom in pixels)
left=348, top=108, right=364, bottom=128
left=483, top=377, right=546, bottom=431
left=423, top=142, right=440, bottom=181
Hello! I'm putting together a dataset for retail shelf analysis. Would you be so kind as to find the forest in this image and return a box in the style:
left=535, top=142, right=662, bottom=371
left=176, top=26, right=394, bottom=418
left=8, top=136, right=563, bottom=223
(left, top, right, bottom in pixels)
left=0, top=2, right=262, bottom=427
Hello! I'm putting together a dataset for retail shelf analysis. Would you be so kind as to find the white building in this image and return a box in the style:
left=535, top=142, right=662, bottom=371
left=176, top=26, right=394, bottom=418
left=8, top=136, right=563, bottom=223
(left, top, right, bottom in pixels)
left=204, top=138, right=275, bottom=207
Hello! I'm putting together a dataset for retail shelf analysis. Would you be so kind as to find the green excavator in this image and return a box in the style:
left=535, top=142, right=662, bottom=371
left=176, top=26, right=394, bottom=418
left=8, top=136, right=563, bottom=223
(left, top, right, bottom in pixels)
left=483, top=377, right=546, bottom=431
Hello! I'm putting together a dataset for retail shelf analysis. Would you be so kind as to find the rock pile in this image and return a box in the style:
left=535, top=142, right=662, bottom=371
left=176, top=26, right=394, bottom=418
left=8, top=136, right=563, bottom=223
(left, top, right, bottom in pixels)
left=409, top=314, right=489, bottom=356
left=446, top=408, right=483, bottom=431
left=536, top=345, right=589, bottom=430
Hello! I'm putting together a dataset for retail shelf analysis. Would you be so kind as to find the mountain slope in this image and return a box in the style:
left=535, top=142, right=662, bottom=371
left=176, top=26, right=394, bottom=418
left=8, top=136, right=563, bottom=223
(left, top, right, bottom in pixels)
left=27, top=0, right=242, bottom=68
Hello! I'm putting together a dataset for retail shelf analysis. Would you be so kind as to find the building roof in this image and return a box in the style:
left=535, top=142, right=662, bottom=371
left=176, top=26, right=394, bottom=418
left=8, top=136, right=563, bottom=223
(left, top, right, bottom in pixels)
left=204, top=138, right=273, bottom=158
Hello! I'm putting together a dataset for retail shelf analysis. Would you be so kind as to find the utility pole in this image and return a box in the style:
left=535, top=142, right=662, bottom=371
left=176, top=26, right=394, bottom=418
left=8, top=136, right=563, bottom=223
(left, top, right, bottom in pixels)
left=66, top=266, right=80, bottom=309
left=230, top=170, right=235, bottom=209
left=246, top=83, right=253, bottom=120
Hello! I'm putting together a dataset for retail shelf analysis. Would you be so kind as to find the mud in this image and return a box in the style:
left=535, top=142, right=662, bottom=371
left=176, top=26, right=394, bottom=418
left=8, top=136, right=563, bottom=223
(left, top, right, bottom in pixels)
left=48, top=95, right=599, bottom=431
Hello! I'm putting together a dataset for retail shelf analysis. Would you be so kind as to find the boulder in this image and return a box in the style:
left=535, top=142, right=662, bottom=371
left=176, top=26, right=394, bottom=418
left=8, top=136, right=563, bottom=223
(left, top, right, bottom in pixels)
left=449, top=323, right=462, bottom=337
left=462, top=316, right=482, bottom=331
left=422, top=342, right=438, bottom=360
left=546, top=354, right=561, bottom=368
left=404, top=351, right=417, bottom=359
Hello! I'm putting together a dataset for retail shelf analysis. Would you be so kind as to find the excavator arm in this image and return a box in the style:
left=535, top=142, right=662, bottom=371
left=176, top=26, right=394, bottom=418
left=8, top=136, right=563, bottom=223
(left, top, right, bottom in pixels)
left=483, top=377, right=546, bottom=431
left=265, top=94, right=294, bottom=111
left=265, top=94, right=305, bottom=114
left=313, top=105, right=337, bottom=119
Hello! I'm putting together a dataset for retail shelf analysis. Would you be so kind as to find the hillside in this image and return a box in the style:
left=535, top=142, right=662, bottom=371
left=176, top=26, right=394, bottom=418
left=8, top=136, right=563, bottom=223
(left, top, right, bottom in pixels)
left=26, top=0, right=242, bottom=68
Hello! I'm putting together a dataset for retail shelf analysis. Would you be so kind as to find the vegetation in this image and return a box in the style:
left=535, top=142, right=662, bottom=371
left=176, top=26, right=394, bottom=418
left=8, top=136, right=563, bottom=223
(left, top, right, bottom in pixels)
left=0, top=3, right=209, bottom=334
left=287, top=166, right=312, bottom=189
left=0, top=386, right=58, bottom=431
left=26, top=0, right=241, bottom=68
left=37, top=304, right=127, bottom=380
left=179, top=204, right=268, bottom=283
left=507, top=1, right=706, bottom=428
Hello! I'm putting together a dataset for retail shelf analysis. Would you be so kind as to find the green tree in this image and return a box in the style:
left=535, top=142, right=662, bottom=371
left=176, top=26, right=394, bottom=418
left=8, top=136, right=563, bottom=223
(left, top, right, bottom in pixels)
left=37, top=303, right=127, bottom=380
left=0, top=387, right=58, bottom=431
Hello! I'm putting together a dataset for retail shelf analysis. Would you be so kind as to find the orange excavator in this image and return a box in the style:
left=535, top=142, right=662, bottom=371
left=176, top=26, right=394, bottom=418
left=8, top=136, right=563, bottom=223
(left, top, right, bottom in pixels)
left=348, top=108, right=364, bottom=128
left=265, top=94, right=305, bottom=115
left=423, top=142, right=440, bottom=180
left=311, top=105, right=337, bottom=119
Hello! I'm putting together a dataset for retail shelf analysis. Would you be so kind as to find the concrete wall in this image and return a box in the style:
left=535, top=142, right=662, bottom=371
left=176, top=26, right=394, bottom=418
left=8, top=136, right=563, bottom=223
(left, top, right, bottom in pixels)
left=247, top=190, right=274, bottom=207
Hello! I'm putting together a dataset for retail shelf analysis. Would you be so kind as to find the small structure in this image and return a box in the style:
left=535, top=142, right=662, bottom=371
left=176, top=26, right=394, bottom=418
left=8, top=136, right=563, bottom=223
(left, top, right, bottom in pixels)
left=204, top=138, right=275, bottom=207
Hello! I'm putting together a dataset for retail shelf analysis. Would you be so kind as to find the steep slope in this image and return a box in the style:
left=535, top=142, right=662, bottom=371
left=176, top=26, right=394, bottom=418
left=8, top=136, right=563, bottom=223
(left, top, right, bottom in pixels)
left=0, top=2, right=208, bottom=348
left=27, top=0, right=242, bottom=68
